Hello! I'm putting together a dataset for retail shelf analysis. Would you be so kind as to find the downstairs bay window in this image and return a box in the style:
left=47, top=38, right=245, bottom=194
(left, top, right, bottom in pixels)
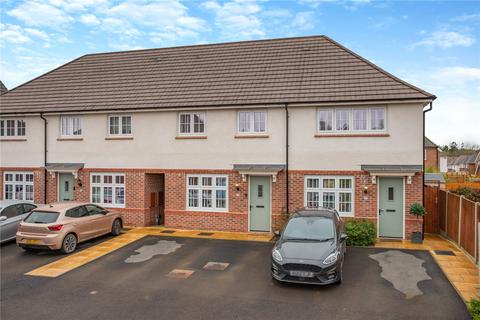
left=90, top=173, right=125, bottom=208
left=187, top=175, right=228, bottom=212
left=304, top=176, right=354, bottom=216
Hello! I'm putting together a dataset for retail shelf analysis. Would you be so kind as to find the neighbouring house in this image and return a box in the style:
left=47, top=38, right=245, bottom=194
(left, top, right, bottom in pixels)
left=476, top=152, right=480, bottom=175
left=0, top=81, right=7, bottom=95
left=445, top=153, right=479, bottom=174
left=0, top=36, right=436, bottom=239
left=424, top=137, right=440, bottom=171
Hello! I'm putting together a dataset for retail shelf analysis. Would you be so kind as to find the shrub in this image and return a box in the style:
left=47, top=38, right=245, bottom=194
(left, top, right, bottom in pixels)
left=345, top=219, right=376, bottom=246
left=453, top=187, right=480, bottom=202
left=469, top=299, right=480, bottom=320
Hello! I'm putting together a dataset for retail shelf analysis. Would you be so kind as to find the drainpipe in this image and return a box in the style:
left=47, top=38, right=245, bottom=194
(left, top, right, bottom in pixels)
left=285, top=103, right=289, bottom=216
left=40, top=113, right=48, bottom=204
left=422, top=102, right=433, bottom=238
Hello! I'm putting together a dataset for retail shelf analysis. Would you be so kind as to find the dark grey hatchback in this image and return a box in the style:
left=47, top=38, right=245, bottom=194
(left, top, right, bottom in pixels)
left=271, top=208, right=347, bottom=285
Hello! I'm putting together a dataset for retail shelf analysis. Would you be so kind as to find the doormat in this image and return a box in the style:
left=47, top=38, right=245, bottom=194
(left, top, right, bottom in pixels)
left=433, top=250, right=456, bottom=256
left=161, top=230, right=176, bottom=234
left=198, top=232, right=214, bottom=236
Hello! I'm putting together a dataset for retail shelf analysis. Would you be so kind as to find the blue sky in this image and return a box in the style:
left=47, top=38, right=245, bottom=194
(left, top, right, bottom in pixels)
left=1, top=0, right=479, bottom=145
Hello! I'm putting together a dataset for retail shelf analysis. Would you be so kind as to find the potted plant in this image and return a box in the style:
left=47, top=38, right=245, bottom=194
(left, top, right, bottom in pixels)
left=409, top=203, right=426, bottom=244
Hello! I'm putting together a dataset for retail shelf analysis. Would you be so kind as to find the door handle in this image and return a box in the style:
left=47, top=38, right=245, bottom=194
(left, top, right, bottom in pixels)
left=379, top=209, right=384, bottom=213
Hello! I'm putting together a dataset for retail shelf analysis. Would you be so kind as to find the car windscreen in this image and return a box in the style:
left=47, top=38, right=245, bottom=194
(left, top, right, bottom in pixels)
left=24, top=211, right=59, bottom=224
left=283, top=217, right=334, bottom=241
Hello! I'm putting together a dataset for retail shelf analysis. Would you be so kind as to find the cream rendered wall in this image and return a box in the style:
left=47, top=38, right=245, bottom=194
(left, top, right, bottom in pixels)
left=289, top=103, right=424, bottom=170
left=0, top=116, right=44, bottom=167
left=47, top=109, right=286, bottom=169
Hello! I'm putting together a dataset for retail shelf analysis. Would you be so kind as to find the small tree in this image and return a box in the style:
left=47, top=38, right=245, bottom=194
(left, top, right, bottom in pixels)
left=409, top=203, right=426, bottom=233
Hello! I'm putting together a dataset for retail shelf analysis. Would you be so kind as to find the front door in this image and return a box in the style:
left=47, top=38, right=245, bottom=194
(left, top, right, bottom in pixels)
left=58, top=173, right=74, bottom=201
left=378, top=177, right=404, bottom=238
left=249, top=176, right=271, bottom=232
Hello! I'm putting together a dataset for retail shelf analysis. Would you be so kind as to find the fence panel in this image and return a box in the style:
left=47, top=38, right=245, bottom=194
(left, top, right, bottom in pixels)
left=439, top=190, right=447, bottom=233
left=459, top=198, right=476, bottom=257
left=424, top=186, right=439, bottom=233
left=446, top=193, right=460, bottom=241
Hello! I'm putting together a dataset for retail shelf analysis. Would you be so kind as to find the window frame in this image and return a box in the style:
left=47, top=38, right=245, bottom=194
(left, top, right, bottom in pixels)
left=237, top=110, right=267, bottom=135
left=60, top=116, right=83, bottom=138
left=3, top=171, right=34, bottom=202
left=317, top=107, right=387, bottom=134
left=90, top=173, right=126, bottom=208
left=107, top=115, right=133, bottom=137
left=177, top=112, right=207, bottom=136
left=186, top=174, right=228, bottom=212
left=0, top=118, right=27, bottom=139
left=304, top=175, right=355, bottom=217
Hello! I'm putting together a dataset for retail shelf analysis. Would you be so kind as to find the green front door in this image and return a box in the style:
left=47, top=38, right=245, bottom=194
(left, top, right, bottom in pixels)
left=378, top=177, right=404, bottom=238
left=249, top=176, right=271, bottom=232
left=58, top=173, right=74, bottom=201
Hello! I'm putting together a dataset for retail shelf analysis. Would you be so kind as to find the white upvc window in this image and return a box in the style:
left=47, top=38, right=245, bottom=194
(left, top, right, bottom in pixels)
left=61, top=116, right=82, bottom=137
left=90, top=173, right=125, bottom=208
left=3, top=172, right=34, bottom=201
left=178, top=112, right=206, bottom=135
left=317, top=107, right=387, bottom=133
left=237, top=110, right=267, bottom=134
left=304, top=176, right=354, bottom=216
left=108, top=115, right=132, bottom=136
left=0, top=119, right=26, bottom=138
left=186, top=175, right=228, bottom=212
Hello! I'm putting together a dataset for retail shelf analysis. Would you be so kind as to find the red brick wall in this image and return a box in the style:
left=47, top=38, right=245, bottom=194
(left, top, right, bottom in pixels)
left=424, top=147, right=439, bottom=171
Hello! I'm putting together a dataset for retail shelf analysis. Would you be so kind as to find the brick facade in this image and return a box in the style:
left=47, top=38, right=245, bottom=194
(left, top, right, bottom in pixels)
left=0, top=167, right=423, bottom=239
left=424, top=146, right=439, bottom=171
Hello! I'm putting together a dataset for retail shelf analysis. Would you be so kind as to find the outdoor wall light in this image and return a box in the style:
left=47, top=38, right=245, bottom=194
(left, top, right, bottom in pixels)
left=77, top=178, right=83, bottom=188
left=235, top=183, right=240, bottom=191
left=363, top=186, right=368, bottom=194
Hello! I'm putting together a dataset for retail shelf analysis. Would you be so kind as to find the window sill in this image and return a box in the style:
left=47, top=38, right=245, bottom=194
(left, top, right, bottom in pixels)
left=175, top=135, right=207, bottom=140
left=0, top=138, right=27, bottom=142
left=234, top=134, right=269, bottom=139
left=105, top=136, right=134, bottom=140
left=57, top=137, right=83, bottom=141
left=314, top=133, right=389, bottom=138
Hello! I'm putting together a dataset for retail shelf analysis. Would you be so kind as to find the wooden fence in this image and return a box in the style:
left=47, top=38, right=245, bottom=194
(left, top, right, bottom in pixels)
left=424, top=186, right=479, bottom=263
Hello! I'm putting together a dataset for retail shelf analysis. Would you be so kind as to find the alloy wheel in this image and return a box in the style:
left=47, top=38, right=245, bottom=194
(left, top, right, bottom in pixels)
left=63, top=234, right=77, bottom=253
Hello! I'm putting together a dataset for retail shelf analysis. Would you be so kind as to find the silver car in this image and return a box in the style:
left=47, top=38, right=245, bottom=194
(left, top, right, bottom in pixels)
left=0, top=200, right=38, bottom=243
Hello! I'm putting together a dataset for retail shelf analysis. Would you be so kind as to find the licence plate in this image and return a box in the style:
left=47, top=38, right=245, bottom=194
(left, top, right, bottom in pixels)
left=290, top=270, right=314, bottom=278
left=25, top=239, right=41, bottom=244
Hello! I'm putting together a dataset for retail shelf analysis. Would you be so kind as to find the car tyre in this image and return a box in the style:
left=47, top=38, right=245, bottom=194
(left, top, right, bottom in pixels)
left=60, top=233, right=77, bottom=254
left=111, top=219, right=122, bottom=236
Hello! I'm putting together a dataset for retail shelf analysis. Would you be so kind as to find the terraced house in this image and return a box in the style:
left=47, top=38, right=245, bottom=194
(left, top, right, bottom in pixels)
left=0, top=36, right=435, bottom=239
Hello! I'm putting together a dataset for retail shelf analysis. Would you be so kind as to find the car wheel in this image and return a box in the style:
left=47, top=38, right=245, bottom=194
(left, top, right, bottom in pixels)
left=61, top=233, right=77, bottom=254
left=111, top=219, right=122, bottom=236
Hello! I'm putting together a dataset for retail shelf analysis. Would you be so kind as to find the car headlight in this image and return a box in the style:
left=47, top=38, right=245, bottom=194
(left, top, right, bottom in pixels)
left=323, top=251, right=339, bottom=265
left=272, top=248, right=283, bottom=262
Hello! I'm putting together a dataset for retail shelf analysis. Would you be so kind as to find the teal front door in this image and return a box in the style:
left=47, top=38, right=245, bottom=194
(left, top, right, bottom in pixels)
left=58, top=173, right=74, bottom=201
left=249, top=176, right=271, bottom=232
left=378, top=177, right=404, bottom=238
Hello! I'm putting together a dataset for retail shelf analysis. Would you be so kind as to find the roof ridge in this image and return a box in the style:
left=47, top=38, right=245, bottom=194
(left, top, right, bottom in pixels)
left=322, top=36, right=436, bottom=100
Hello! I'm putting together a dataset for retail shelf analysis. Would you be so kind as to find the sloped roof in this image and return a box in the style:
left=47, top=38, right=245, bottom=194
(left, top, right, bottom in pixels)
left=0, top=81, right=7, bottom=95
left=0, top=35, right=435, bottom=115
left=424, top=137, right=438, bottom=148
left=425, top=173, right=445, bottom=183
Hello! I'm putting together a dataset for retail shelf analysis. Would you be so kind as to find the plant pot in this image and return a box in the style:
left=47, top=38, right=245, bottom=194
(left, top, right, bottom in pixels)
left=411, top=232, right=423, bottom=244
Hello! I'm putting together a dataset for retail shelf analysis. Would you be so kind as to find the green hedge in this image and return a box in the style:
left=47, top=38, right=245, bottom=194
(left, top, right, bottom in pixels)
left=345, top=219, right=376, bottom=246
left=469, top=299, right=480, bottom=320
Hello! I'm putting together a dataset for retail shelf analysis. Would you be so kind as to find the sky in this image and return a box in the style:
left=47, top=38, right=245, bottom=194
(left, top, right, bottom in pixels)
left=1, top=0, right=479, bottom=146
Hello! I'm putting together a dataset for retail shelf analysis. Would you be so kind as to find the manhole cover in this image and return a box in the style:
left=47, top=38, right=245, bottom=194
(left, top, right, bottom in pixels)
left=198, top=232, right=214, bottom=236
left=434, top=250, right=456, bottom=256
left=167, top=269, right=195, bottom=279
left=203, top=262, right=230, bottom=271
left=161, top=230, right=176, bottom=234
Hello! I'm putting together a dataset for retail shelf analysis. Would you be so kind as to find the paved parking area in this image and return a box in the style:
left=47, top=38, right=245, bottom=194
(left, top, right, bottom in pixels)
left=1, top=236, right=471, bottom=320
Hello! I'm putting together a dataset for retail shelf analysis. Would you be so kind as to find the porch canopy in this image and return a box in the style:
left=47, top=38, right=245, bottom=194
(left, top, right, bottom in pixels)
left=45, top=163, right=84, bottom=178
left=233, top=164, right=285, bottom=182
left=361, top=164, right=422, bottom=184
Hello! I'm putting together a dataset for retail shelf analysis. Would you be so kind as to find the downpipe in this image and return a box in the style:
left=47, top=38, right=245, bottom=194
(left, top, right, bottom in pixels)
left=40, top=113, right=48, bottom=204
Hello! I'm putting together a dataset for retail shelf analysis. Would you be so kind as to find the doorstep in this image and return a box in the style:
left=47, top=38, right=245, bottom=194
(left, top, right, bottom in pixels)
left=375, top=234, right=479, bottom=302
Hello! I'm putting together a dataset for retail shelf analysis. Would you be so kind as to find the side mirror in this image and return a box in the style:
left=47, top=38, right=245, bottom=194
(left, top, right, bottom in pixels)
left=0, top=216, right=7, bottom=222
left=339, top=233, right=348, bottom=241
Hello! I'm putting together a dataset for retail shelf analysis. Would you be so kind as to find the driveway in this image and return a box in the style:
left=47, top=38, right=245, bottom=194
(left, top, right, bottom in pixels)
left=1, top=236, right=471, bottom=320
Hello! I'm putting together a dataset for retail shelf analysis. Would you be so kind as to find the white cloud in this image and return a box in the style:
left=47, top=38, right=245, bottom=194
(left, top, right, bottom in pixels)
left=101, top=18, right=140, bottom=37
left=291, top=11, right=315, bottom=31
left=24, top=28, right=50, bottom=41
left=8, top=1, right=73, bottom=28
left=48, top=0, right=110, bottom=12
left=80, top=14, right=100, bottom=26
left=202, top=0, right=265, bottom=40
left=413, top=30, right=475, bottom=49
left=452, top=13, right=480, bottom=23
left=0, top=23, right=50, bottom=44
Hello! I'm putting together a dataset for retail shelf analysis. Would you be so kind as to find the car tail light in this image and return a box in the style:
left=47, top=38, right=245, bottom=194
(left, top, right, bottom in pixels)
left=48, top=224, right=63, bottom=231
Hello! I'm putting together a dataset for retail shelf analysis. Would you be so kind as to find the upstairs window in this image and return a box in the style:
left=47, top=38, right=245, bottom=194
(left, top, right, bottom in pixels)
left=318, top=107, right=386, bottom=133
left=178, top=112, right=206, bottom=135
left=238, top=111, right=266, bottom=134
left=0, top=119, right=26, bottom=138
left=108, top=115, right=132, bottom=136
left=61, top=116, right=82, bottom=137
